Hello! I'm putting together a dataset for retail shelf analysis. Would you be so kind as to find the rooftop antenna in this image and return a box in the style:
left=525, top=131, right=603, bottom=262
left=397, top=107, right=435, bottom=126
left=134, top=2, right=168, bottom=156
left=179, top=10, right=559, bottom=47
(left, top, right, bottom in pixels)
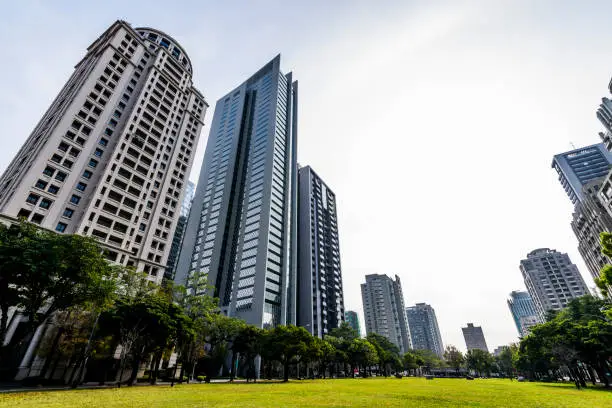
left=570, top=141, right=576, bottom=149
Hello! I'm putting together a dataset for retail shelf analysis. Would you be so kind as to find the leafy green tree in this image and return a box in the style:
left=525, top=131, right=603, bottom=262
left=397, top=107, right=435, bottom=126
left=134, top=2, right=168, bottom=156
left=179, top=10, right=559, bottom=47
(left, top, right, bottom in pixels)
left=366, top=333, right=401, bottom=376
left=412, top=348, right=444, bottom=374
left=0, top=222, right=117, bottom=364
left=199, top=313, right=245, bottom=382
left=231, top=325, right=262, bottom=382
left=465, top=349, right=493, bottom=377
left=494, top=344, right=517, bottom=378
left=443, top=345, right=464, bottom=374
left=402, top=351, right=418, bottom=375
left=348, top=338, right=378, bottom=377
left=264, top=325, right=314, bottom=382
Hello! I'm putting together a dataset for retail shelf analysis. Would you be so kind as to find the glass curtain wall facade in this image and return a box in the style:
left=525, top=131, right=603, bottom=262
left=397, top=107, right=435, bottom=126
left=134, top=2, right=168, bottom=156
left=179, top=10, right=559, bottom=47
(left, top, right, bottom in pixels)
left=507, top=290, right=540, bottom=338
left=176, top=55, right=298, bottom=328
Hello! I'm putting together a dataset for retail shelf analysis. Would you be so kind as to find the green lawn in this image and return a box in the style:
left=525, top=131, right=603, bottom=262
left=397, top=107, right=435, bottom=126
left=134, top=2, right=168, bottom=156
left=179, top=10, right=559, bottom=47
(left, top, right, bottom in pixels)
left=2, top=378, right=611, bottom=407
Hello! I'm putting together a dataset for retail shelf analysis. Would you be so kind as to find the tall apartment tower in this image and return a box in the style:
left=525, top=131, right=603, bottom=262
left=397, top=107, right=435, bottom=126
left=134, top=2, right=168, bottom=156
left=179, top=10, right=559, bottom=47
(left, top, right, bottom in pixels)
left=345, top=311, right=361, bottom=337
left=551, top=143, right=612, bottom=204
left=520, top=248, right=589, bottom=321
left=0, top=21, right=207, bottom=283
left=461, top=323, right=488, bottom=352
left=165, top=180, right=195, bottom=280
left=176, top=55, right=298, bottom=328
left=297, top=165, right=344, bottom=337
left=405, top=303, right=444, bottom=357
left=507, top=290, right=540, bottom=338
left=360, top=274, right=411, bottom=353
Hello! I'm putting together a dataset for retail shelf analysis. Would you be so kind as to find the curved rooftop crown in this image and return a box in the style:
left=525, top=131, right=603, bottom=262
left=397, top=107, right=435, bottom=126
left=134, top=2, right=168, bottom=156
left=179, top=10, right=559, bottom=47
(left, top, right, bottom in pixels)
left=135, top=27, right=192, bottom=74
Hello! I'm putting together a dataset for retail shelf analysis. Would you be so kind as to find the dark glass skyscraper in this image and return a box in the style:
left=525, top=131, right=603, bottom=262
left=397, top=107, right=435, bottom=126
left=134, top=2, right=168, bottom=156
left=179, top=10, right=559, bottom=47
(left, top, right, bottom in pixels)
left=297, top=165, right=344, bottom=337
left=551, top=143, right=612, bottom=204
left=506, top=290, right=539, bottom=338
left=405, top=303, right=444, bottom=357
left=176, top=55, right=298, bottom=328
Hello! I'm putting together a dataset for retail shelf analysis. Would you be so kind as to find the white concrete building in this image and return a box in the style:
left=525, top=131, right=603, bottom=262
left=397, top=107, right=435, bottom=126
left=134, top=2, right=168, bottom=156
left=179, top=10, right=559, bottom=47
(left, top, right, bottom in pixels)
left=0, top=21, right=207, bottom=284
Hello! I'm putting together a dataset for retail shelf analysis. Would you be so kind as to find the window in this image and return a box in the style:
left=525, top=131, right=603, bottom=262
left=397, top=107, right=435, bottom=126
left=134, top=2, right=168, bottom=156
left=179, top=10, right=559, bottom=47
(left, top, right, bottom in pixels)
left=43, top=166, right=55, bottom=177
left=48, top=185, right=60, bottom=194
left=55, top=172, right=67, bottom=182
left=39, top=198, right=53, bottom=209
left=51, top=154, right=62, bottom=163
left=76, top=182, right=87, bottom=192
left=99, top=138, right=108, bottom=147
left=31, top=213, right=44, bottom=224
left=94, top=149, right=103, bottom=157
left=89, top=159, right=98, bottom=168
left=26, top=193, right=40, bottom=205
left=63, top=208, right=74, bottom=218
left=35, top=179, right=48, bottom=189
left=70, top=195, right=81, bottom=204
left=104, top=128, right=113, bottom=136
left=83, top=170, right=93, bottom=179
left=56, top=222, right=67, bottom=233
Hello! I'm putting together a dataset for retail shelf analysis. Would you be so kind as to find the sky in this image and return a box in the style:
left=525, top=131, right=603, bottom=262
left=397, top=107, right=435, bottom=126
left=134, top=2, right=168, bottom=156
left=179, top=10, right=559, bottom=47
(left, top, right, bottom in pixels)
left=2, top=0, right=612, bottom=351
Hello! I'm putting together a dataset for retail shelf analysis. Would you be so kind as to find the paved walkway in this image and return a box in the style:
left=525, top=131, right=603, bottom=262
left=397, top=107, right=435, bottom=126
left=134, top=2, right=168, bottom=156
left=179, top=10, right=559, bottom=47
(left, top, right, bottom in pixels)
left=0, top=380, right=241, bottom=394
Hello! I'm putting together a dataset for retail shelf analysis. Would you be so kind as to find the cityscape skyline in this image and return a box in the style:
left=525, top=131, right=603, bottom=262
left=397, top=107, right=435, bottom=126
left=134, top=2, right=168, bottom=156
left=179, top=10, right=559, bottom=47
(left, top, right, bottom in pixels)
left=3, top=1, right=612, bottom=351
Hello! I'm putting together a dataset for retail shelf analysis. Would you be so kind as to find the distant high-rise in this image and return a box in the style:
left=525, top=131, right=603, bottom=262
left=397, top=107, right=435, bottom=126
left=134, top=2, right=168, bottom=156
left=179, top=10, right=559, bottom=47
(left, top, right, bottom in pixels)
left=165, top=180, right=195, bottom=280
left=0, top=21, right=207, bottom=284
left=520, top=248, right=589, bottom=321
left=176, top=55, right=298, bottom=328
left=507, top=291, right=540, bottom=338
left=551, top=143, right=612, bottom=204
left=345, top=311, right=361, bottom=337
left=406, top=303, right=444, bottom=357
left=461, top=323, right=488, bottom=352
left=297, top=165, right=344, bottom=337
left=360, top=274, right=411, bottom=353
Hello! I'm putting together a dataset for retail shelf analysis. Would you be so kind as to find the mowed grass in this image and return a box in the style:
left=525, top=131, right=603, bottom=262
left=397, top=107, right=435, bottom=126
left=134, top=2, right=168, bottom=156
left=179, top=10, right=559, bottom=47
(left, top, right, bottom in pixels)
left=2, top=378, right=611, bottom=408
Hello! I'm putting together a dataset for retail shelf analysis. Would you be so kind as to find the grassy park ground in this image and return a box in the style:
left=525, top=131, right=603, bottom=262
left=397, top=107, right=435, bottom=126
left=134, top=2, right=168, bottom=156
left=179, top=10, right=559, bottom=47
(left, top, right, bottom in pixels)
left=2, top=377, right=611, bottom=408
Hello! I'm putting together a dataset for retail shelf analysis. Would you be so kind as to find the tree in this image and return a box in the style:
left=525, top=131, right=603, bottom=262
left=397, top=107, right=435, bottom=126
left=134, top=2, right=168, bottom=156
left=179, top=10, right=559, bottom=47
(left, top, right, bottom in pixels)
left=199, top=313, right=245, bottom=382
left=348, top=338, right=378, bottom=377
left=265, top=325, right=313, bottom=382
left=402, top=351, right=418, bottom=375
left=465, top=349, right=493, bottom=377
left=412, top=349, right=444, bottom=374
left=366, top=333, right=401, bottom=376
left=232, top=325, right=263, bottom=382
left=443, top=345, right=464, bottom=374
left=494, top=345, right=517, bottom=378
left=0, top=222, right=117, bottom=369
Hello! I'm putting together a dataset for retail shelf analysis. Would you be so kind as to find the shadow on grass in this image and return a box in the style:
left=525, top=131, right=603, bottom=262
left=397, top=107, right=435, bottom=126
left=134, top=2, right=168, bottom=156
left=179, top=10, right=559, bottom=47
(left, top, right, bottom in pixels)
left=535, top=383, right=612, bottom=393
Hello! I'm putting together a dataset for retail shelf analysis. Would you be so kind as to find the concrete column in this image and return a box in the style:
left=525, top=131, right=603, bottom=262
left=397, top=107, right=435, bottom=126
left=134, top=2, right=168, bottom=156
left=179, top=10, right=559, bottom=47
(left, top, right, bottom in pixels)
left=14, top=322, right=48, bottom=380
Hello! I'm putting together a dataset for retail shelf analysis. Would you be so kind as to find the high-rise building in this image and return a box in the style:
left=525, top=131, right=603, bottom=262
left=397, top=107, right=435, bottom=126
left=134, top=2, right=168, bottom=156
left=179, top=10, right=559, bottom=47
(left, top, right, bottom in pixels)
left=297, top=165, right=344, bottom=337
left=520, top=248, right=589, bottom=321
left=551, top=144, right=612, bottom=204
left=175, top=55, right=298, bottom=328
left=165, top=180, right=195, bottom=280
left=0, top=21, right=207, bottom=284
left=461, top=323, right=488, bottom=352
left=360, top=274, right=411, bottom=353
left=405, top=303, right=444, bottom=357
left=571, top=179, right=612, bottom=285
left=345, top=311, right=361, bottom=337
left=507, top=290, right=540, bottom=338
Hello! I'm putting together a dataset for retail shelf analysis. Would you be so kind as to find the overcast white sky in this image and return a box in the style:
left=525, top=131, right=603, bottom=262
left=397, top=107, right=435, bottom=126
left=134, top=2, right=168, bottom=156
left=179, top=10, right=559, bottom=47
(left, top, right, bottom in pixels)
left=2, top=0, right=611, bottom=351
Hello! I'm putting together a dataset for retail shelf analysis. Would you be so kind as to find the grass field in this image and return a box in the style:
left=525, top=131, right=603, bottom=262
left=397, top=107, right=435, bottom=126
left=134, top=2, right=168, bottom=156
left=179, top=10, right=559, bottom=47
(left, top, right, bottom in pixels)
left=2, top=378, right=611, bottom=407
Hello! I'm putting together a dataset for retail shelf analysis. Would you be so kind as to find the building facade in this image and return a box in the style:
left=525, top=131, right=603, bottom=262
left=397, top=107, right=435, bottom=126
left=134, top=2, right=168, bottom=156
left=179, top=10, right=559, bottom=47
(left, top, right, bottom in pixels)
left=551, top=144, right=612, bottom=205
left=507, top=290, right=540, bottom=338
left=405, top=303, right=444, bottom=357
left=0, top=21, right=207, bottom=284
left=345, top=311, right=361, bottom=337
left=165, top=180, right=195, bottom=280
left=297, top=165, right=344, bottom=337
left=571, top=179, right=612, bottom=285
left=175, top=55, right=298, bottom=328
left=360, top=274, right=411, bottom=353
left=519, top=248, right=589, bottom=321
left=461, top=323, right=488, bottom=352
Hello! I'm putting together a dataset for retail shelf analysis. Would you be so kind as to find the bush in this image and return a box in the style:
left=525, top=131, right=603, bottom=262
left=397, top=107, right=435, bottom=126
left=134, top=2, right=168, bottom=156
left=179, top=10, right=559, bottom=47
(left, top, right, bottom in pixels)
left=197, top=376, right=205, bottom=382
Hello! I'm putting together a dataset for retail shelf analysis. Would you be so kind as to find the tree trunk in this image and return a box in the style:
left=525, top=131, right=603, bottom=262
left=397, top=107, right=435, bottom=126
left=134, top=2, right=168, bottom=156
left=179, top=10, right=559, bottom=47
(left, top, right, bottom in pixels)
left=283, top=360, right=290, bottom=382
left=230, top=351, right=237, bottom=382
left=0, top=303, right=9, bottom=346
